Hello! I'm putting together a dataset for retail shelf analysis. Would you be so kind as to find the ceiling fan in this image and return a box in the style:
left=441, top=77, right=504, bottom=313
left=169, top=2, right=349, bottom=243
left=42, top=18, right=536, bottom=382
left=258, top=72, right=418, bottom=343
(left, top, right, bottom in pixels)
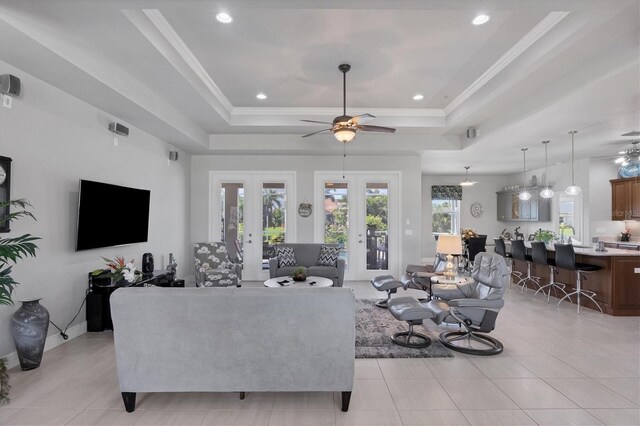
left=301, top=64, right=396, bottom=143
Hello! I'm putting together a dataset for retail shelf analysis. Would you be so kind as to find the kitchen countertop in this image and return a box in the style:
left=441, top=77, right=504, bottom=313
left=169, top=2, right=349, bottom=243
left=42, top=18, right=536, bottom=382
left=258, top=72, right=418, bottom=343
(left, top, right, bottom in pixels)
left=505, top=240, right=640, bottom=257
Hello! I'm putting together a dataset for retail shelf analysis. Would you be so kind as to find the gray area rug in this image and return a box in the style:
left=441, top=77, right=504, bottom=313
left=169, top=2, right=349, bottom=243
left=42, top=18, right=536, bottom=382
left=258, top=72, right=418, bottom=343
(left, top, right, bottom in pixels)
left=355, top=299, right=454, bottom=358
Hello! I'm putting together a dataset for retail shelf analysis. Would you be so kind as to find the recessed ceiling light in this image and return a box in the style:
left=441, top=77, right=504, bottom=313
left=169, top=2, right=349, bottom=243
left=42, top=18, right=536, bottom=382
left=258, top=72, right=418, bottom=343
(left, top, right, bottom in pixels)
left=216, top=12, right=233, bottom=23
left=472, top=14, right=490, bottom=25
left=256, top=93, right=267, bottom=100
left=412, top=94, right=424, bottom=101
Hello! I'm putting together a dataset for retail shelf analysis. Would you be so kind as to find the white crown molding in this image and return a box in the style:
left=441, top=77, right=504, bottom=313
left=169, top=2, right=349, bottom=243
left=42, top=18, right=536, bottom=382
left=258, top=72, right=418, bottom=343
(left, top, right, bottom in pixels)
left=444, top=11, right=570, bottom=116
left=232, top=107, right=444, bottom=117
left=0, top=8, right=209, bottom=148
left=138, top=9, right=233, bottom=121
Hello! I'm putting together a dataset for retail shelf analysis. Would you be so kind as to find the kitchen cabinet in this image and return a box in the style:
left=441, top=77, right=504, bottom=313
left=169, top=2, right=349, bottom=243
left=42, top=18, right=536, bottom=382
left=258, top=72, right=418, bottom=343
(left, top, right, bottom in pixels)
left=611, top=177, right=640, bottom=220
left=496, top=188, right=551, bottom=222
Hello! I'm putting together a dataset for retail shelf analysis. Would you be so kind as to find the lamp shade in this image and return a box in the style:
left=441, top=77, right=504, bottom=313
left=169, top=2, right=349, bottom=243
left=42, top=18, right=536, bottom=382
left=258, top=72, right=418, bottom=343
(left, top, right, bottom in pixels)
left=436, top=234, right=463, bottom=255
left=334, top=128, right=356, bottom=143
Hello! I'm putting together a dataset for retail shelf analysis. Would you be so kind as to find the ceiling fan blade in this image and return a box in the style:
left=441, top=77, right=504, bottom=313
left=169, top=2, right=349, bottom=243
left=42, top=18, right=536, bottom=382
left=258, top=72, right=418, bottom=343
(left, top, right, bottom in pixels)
left=622, top=131, right=640, bottom=136
left=302, top=128, right=332, bottom=138
left=301, top=119, right=334, bottom=125
left=357, top=125, right=396, bottom=134
left=351, top=113, right=375, bottom=124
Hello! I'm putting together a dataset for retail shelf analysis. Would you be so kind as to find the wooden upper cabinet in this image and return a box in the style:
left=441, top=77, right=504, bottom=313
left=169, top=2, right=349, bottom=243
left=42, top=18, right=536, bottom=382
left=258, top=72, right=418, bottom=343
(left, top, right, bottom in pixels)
left=611, top=178, right=640, bottom=220
left=632, top=180, right=640, bottom=219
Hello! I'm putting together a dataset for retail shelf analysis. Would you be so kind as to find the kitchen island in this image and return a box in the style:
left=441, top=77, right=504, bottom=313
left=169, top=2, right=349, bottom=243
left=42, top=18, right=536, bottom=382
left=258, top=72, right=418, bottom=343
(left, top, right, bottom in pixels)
left=509, top=243, right=640, bottom=316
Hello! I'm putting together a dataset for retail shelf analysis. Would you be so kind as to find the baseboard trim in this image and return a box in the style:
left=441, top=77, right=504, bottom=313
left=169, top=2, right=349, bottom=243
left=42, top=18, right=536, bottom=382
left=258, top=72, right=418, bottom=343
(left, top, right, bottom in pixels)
left=3, top=321, right=87, bottom=369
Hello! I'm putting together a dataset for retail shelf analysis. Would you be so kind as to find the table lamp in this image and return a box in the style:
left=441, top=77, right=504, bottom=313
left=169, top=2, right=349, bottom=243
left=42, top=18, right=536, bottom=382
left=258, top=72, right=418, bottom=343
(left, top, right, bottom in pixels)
left=436, top=234, right=463, bottom=280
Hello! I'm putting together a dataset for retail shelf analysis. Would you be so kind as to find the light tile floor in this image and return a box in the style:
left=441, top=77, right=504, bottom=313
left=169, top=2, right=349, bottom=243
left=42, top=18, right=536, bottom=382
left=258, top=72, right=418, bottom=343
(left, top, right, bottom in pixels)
left=0, top=281, right=638, bottom=425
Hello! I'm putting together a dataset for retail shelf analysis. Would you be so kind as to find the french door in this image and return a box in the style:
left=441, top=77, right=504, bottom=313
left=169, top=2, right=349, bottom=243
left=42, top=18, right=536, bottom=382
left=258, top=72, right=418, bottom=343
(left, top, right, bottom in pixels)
left=314, top=172, right=400, bottom=281
left=210, top=172, right=296, bottom=281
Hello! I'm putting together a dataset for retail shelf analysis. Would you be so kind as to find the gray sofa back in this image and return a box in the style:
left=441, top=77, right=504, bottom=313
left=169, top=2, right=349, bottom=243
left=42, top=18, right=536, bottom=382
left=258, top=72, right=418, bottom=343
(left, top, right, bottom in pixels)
left=275, top=243, right=340, bottom=266
left=111, top=287, right=355, bottom=393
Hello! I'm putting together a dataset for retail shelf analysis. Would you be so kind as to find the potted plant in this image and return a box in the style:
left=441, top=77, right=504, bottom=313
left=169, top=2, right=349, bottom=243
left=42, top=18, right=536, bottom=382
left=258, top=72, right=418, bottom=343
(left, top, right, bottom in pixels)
left=291, top=267, right=307, bottom=282
left=91, top=256, right=141, bottom=285
left=0, top=200, right=40, bottom=403
left=533, top=228, right=556, bottom=244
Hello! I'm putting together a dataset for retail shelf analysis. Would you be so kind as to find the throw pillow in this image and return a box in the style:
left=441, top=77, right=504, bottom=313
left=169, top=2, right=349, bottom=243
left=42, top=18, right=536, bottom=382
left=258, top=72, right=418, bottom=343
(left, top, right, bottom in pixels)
left=317, top=245, right=340, bottom=267
left=275, top=246, right=297, bottom=267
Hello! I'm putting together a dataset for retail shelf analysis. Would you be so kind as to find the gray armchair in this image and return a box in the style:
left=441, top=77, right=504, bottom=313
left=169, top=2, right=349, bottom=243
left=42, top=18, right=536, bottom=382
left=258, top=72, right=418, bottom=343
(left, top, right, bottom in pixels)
left=194, top=242, right=242, bottom=287
left=426, top=252, right=508, bottom=355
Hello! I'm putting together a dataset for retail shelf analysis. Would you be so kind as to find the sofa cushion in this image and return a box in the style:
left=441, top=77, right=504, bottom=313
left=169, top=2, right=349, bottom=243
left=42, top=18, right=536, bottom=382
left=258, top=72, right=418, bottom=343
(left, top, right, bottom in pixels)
left=308, top=265, right=339, bottom=279
left=277, top=266, right=307, bottom=277
left=317, top=245, right=340, bottom=267
left=275, top=246, right=297, bottom=267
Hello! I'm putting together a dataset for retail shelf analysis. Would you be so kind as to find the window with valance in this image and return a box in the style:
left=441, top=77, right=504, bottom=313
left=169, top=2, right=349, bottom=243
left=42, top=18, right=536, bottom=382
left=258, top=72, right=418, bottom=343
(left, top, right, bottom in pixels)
left=431, top=185, right=462, bottom=234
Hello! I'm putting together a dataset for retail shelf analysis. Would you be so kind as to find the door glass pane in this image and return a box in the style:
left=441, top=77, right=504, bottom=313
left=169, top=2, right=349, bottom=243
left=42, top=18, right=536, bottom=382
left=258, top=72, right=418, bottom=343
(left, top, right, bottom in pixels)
left=324, top=182, right=349, bottom=268
left=262, top=182, right=286, bottom=269
left=366, top=183, right=389, bottom=270
left=220, top=183, right=244, bottom=265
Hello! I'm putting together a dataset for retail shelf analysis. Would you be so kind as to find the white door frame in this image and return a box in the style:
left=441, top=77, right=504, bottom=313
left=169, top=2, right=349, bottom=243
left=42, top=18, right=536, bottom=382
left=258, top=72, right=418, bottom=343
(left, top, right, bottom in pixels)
left=210, top=171, right=296, bottom=281
left=314, top=171, right=401, bottom=281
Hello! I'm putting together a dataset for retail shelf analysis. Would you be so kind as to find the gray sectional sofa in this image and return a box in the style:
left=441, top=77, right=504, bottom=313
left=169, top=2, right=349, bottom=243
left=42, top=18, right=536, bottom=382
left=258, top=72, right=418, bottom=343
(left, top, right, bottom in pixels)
left=110, top=287, right=355, bottom=412
left=269, top=243, right=345, bottom=287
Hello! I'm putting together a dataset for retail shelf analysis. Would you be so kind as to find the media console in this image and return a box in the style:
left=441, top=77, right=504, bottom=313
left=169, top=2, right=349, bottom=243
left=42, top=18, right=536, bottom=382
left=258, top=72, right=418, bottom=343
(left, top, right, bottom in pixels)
left=86, top=270, right=184, bottom=331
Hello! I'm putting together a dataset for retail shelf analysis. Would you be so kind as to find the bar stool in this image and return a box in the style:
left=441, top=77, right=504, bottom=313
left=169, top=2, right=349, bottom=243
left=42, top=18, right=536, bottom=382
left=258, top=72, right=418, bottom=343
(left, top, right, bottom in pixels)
left=554, top=244, right=603, bottom=314
left=530, top=242, right=570, bottom=304
left=494, top=238, right=514, bottom=273
left=510, top=240, right=542, bottom=294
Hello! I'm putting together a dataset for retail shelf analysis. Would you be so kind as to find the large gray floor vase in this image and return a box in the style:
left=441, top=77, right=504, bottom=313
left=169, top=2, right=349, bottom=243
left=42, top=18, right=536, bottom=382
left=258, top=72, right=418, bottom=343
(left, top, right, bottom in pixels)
left=11, top=299, right=49, bottom=370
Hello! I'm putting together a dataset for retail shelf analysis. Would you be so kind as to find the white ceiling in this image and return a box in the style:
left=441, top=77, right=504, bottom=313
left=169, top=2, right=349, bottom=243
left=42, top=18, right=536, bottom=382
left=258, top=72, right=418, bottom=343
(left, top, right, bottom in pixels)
left=0, top=0, right=638, bottom=174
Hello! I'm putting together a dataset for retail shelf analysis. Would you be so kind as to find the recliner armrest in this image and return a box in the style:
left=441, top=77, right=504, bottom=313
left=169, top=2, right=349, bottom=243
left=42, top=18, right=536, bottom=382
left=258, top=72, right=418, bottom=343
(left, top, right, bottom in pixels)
left=448, top=298, right=504, bottom=309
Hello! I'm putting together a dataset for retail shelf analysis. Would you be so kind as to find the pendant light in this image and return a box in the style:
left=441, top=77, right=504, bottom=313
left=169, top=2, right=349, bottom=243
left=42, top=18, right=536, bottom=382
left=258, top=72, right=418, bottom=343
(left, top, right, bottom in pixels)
left=460, top=166, right=476, bottom=186
left=565, top=130, right=581, bottom=195
left=519, top=148, right=531, bottom=200
left=540, top=140, right=554, bottom=199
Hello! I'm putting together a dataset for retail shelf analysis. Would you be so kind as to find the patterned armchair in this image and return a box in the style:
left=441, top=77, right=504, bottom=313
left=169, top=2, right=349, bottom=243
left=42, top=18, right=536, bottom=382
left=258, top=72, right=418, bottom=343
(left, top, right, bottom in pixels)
left=194, top=242, right=242, bottom=287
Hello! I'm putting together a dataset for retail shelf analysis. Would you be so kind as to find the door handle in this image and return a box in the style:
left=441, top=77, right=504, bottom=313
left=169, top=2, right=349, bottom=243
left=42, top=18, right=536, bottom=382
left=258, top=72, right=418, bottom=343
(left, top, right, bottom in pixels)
left=247, top=240, right=252, bottom=244
left=359, top=240, right=363, bottom=243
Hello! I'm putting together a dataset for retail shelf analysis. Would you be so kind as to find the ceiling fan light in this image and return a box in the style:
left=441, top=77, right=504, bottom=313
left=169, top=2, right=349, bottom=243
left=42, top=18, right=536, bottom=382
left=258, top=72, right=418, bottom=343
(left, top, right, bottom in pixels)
left=334, top=128, right=356, bottom=143
left=565, top=185, right=582, bottom=196
left=460, top=180, right=476, bottom=186
left=540, top=188, right=555, bottom=199
left=518, top=190, right=532, bottom=201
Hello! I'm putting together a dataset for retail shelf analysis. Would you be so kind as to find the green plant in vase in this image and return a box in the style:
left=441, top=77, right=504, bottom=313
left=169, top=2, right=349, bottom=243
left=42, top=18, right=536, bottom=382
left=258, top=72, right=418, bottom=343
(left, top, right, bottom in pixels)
left=291, top=267, right=306, bottom=282
left=533, top=228, right=556, bottom=244
left=0, top=199, right=40, bottom=405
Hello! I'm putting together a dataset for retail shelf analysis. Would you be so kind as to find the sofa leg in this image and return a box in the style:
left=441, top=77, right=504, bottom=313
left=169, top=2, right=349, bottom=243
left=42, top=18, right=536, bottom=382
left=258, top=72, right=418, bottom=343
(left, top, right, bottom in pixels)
left=122, top=392, right=136, bottom=413
left=239, top=392, right=245, bottom=400
left=341, top=391, right=351, bottom=412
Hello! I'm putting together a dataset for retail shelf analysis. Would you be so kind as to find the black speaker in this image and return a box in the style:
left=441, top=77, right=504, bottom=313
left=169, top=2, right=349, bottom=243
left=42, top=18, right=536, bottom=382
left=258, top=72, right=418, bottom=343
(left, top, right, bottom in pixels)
left=108, top=122, right=129, bottom=136
left=142, top=253, right=154, bottom=273
left=86, top=292, right=103, bottom=332
left=0, top=74, right=20, bottom=96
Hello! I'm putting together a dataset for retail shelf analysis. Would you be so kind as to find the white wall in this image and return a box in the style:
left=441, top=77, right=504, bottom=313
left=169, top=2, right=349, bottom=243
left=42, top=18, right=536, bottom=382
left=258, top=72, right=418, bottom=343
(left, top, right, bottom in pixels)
left=421, top=174, right=507, bottom=259
left=190, top=155, right=423, bottom=276
left=0, top=60, right=191, bottom=358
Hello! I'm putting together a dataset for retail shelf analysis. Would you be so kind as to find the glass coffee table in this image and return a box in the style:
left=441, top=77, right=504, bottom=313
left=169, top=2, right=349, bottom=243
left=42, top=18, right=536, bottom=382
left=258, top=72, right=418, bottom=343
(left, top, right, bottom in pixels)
left=263, top=276, right=333, bottom=288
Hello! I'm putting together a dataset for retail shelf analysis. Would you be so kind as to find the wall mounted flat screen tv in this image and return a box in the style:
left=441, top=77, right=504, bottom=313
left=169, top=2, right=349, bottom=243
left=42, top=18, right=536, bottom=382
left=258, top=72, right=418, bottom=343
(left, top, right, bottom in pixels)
left=76, top=179, right=150, bottom=251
